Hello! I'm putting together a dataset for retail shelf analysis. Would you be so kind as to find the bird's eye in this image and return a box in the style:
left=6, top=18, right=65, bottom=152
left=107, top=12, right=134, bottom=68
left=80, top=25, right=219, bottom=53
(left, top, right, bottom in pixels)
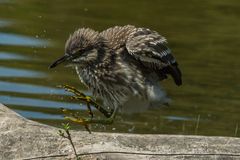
left=72, top=49, right=84, bottom=57
left=71, top=46, right=94, bottom=59
left=74, top=49, right=83, bottom=54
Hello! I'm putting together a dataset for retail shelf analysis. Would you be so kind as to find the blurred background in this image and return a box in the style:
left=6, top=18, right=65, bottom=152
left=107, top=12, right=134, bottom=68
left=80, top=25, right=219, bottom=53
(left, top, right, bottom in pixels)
left=0, top=0, right=239, bottom=136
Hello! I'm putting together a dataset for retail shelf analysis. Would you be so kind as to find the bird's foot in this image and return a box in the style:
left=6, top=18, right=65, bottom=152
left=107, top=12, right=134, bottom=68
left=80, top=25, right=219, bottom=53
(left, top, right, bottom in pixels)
left=58, top=84, right=95, bottom=118
left=61, top=108, right=115, bottom=134
left=58, top=84, right=113, bottom=118
left=58, top=84, right=117, bottom=133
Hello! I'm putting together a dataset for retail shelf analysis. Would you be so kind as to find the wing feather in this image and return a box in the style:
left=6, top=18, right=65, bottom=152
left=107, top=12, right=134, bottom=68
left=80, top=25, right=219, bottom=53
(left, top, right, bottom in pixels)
left=126, top=27, right=182, bottom=85
left=126, top=28, right=176, bottom=68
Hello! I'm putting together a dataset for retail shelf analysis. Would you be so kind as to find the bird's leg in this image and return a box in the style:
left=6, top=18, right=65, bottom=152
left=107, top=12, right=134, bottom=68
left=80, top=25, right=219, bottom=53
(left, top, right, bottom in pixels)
left=58, top=85, right=113, bottom=118
left=58, top=84, right=94, bottom=118
left=71, top=95, right=94, bottom=118
left=63, top=107, right=118, bottom=126
left=58, top=85, right=117, bottom=132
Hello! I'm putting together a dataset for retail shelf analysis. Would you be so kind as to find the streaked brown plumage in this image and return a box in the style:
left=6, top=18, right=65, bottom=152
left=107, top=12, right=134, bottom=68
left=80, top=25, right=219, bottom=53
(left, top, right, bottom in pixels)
left=50, top=25, right=182, bottom=113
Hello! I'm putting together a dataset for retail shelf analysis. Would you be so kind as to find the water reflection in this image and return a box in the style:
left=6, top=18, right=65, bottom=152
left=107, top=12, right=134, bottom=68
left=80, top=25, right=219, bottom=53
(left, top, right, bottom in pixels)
left=0, top=95, right=83, bottom=110
left=0, top=33, right=49, bottom=47
left=0, top=66, right=46, bottom=78
left=164, top=116, right=192, bottom=121
left=0, top=20, right=12, bottom=27
left=0, top=81, right=67, bottom=95
left=0, top=52, right=29, bottom=60
left=15, top=109, right=63, bottom=119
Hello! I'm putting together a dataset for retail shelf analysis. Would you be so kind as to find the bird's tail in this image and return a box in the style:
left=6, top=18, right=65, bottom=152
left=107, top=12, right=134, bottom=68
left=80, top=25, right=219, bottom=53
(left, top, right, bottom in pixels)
left=162, top=63, right=182, bottom=86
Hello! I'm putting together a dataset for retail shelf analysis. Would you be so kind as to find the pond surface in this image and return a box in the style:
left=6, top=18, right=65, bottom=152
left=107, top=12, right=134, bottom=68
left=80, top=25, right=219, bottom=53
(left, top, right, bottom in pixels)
left=0, top=0, right=239, bottom=136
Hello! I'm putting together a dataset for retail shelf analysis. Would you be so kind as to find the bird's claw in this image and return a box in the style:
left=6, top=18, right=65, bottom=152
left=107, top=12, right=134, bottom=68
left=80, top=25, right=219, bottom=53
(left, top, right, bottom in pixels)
left=59, top=84, right=117, bottom=132
left=59, top=84, right=112, bottom=118
left=59, top=85, right=94, bottom=118
left=58, top=84, right=86, bottom=97
left=62, top=108, right=114, bottom=133
left=64, top=116, right=91, bottom=134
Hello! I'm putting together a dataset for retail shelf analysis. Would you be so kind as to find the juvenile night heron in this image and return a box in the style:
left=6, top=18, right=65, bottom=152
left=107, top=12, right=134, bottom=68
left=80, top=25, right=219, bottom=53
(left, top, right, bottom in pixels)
left=49, top=25, right=182, bottom=125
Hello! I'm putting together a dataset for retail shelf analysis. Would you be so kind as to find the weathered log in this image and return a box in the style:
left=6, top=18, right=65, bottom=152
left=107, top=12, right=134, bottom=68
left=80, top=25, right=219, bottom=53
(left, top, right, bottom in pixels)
left=0, top=103, right=240, bottom=160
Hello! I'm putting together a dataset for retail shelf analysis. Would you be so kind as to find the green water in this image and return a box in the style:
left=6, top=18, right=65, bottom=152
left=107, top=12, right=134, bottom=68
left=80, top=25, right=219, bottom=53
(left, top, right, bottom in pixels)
left=0, top=0, right=239, bottom=136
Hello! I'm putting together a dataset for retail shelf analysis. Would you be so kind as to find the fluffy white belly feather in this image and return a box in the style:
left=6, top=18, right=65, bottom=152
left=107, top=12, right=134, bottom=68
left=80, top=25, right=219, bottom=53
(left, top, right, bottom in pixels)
left=121, top=83, right=171, bottom=113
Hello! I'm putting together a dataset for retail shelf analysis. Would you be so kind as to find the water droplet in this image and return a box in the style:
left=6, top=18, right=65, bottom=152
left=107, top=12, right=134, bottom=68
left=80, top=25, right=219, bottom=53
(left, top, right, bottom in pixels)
left=128, top=126, right=135, bottom=132
left=152, top=126, right=157, bottom=131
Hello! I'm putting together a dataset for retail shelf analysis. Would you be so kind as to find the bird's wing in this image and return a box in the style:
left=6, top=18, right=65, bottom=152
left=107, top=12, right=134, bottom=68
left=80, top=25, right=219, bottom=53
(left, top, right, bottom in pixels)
left=126, top=28, right=182, bottom=85
left=126, top=28, right=175, bottom=68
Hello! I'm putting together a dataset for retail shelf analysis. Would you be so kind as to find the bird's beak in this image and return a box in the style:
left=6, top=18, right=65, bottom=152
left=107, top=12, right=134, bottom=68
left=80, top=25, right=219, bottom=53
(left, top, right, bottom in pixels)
left=49, top=54, right=69, bottom=69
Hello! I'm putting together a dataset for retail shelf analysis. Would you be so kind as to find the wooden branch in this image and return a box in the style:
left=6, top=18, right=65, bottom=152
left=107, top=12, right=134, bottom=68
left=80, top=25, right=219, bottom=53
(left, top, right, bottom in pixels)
left=1, top=103, right=240, bottom=160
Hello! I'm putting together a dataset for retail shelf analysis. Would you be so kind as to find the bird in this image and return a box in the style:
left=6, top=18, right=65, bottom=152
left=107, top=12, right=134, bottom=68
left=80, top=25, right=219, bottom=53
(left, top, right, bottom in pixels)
left=49, top=25, right=182, bottom=124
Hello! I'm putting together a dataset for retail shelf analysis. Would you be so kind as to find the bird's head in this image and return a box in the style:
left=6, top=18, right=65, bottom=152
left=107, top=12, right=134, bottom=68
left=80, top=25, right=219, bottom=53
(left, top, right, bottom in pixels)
left=49, top=28, right=102, bottom=69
